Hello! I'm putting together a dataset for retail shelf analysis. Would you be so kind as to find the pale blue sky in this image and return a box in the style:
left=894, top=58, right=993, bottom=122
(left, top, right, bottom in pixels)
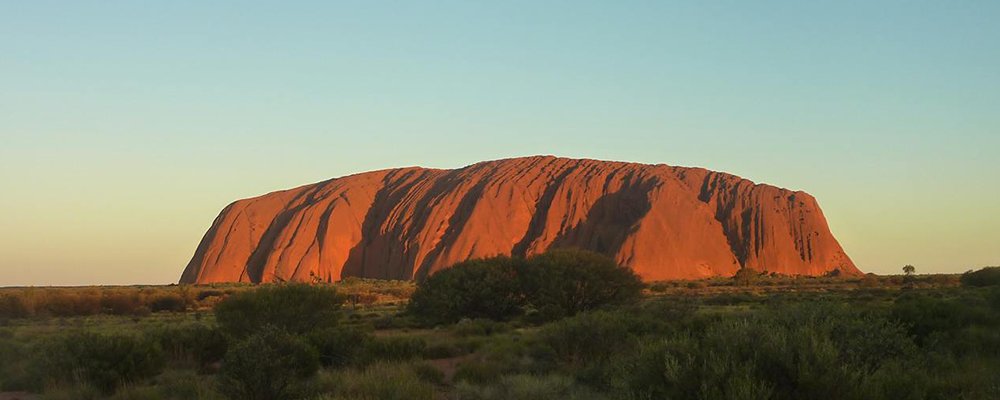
left=1, top=1, right=998, bottom=285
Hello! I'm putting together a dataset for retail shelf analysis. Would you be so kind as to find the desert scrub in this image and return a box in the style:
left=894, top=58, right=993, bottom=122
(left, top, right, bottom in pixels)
left=32, top=331, right=165, bottom=394
left=961, top=266, right=1000, bottom=287
left=147, top=369, right=225, bottom=400
left=308, top=361, right=437, bottom=400
left=218, top=326, right=319, bottom=400
left=454, top=373, right=607, bottom=400
left=144, top=323, right=227, bottom=370
left=360, top=335, right=427, bottom=363
left=537, top=310, right=662, bottom=367
left=306, top=326, right=372, bottom=367
left=452, top=318, right=511, bottom=337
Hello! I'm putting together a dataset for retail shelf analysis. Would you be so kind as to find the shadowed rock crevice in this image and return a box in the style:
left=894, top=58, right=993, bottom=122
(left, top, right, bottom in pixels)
left=511, top=165, right=580, bottom=258
left=341, top=168, right=438, bottom=280
left=549, top=178, right=655, bottom=257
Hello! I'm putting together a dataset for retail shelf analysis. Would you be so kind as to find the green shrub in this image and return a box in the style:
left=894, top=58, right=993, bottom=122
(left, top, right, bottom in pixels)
left=409, top=250, right=642, bottom=324
left=362, top=335, right=427, bottom=363
left=453, top=334, right=555, bottom=384
left=148, top=369, right=224, bottom=400
left=35, top=332, right=166, bottom=394
left=961, top=267, right=1000, bottom=287
left=520, top=249, right=643, bottom=318
left=309, top=362, right=435, bottom=400
left=146, top=323, right=227, bottom=369
left=410, top=362, right=446, bottom=385
left=538, top=311, right=655, bottom=366
left=892, top=293, right=976, bottom=343
left=454, top=360, right=506, bottom=385
left=0, top=335, right=32, bottom=390
left=597, top=305, right=921, bottom=400
left=218, top=327, right=319, bottom=400
left=306, top=327, right=371, bottom=367
left=408, top=256, right=526, bottom=324
left=214, top=284, right=345, bottom=338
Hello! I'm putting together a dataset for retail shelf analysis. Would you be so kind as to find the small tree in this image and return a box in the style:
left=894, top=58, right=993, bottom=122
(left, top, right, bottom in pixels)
left=408, top=256, right=526, bottom=324
left=520, top=249, right=644, bottom=317
left=903, top=265, right=916, bottom=276
left=408, top=249, right=644, bottom=324
left=732, top=267, right=760, bottom=286
left=215, top=284, right=345, bottom=338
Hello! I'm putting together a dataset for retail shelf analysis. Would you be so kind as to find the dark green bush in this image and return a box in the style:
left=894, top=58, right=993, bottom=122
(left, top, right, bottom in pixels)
left=523, top=303, right=567, bottom=325
left=218, top=326, right=319, bottom=400
left=453, top=318, right=510, bottom=337
left=0, top=294, right=30, bottom=319
left=520, top=249, right=644, bottom=317
left=961, top=267, right=1000, bottom=287
left=146, top=323, right=227, bottom=369
left=149, top=293, right=187, bottom=313
left=454, top=360, right=507, bottom=385
left=214, top=284, right=345, bottom=338
left=453, top=333, right=560, bottom=385
left=603, top=305, right=919, bottom=400
left=411, top=362, right=446, bottom=385
left=538, top=311, right=659, bottom=367
left=891, top=290, right=1000, bottom=356
left=408, top=256, right=526, bottom=324
left=306, top=327, right=371, bottom=367
left=409, top=250, right=642, bottom=324
left=0, top=335, right=31, bottom=391
left=35, top=332, right=165, bottom=393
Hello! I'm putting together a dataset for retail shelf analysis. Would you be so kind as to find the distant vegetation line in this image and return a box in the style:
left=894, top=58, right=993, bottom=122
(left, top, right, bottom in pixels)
left=0, top=255, right=998, bottom=399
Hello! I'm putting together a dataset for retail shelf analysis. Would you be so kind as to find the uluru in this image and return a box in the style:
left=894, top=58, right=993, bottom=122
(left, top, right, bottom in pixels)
left=180, top=156, right=858, bottom=283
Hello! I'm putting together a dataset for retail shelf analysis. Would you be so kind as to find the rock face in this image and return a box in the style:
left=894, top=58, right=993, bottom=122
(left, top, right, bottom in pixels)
left=180, top=156, right=859, bottom=283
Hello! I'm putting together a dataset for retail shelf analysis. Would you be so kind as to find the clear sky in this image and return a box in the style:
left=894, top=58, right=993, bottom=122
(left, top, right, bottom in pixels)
left=1, top=1, right=998, bottom=286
